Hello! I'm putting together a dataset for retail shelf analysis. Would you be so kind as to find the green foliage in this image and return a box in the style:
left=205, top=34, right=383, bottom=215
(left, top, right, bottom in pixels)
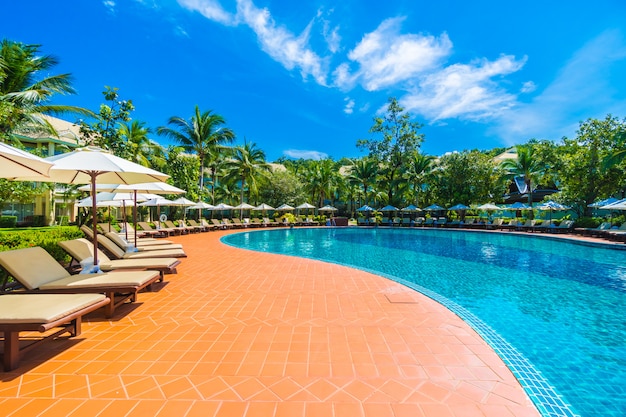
left=573, top=217, right=602, bottom=228
left=0, top=226, right=83, bottom=264
left=0, top=216, right=17, bottom=228
left=259, top=169, right=306, bottom=208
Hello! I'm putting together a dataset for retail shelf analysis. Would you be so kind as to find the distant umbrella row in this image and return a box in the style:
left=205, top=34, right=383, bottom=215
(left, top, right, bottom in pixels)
left=356, top=201, right=574, bottom=212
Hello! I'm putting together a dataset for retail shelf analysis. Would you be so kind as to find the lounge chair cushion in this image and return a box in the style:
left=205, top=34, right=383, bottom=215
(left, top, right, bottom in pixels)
left=0, top=247, right=70, bottom=290
left=0, top=293, right=106, bottom=324
left=38, top=271, right=159, bottom=290
left=105, top=232, right=182, bottom=250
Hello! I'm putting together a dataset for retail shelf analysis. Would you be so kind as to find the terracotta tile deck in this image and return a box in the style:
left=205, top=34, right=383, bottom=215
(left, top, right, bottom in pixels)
left=0, top=229, right=541, bottom=417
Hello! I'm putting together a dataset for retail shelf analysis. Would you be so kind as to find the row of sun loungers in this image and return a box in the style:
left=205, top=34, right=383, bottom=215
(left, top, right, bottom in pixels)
left=0, top=225, right=188, bottom=370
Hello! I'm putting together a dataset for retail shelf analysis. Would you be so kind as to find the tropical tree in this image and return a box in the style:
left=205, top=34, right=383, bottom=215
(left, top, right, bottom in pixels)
left=224, top=141, right=270, bottom=209
left=118, top=120, right=165, bottom=168
left=157, top=106, right=235, bottom=194
left=301, top=159, right=341, bottom=207
left=0, top=39, right=92, bottom=142
left=161, top=146, right=201, bottom=201
left=404, top=152, right=434, bottom=207
left=357, top=97, right=424, bottom=205
left=500, top=145, right=546, bottom=213
left=258, top=169, right=306, bottom=208
left=346, top=157, right=378, bottom=206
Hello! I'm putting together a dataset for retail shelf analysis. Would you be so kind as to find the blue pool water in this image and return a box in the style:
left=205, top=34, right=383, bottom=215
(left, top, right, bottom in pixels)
left=223, top=228, right=626, bottom=417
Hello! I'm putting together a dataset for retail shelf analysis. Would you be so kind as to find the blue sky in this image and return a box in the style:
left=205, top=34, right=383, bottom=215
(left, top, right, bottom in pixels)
left=3, top=0, right=626, bottom=161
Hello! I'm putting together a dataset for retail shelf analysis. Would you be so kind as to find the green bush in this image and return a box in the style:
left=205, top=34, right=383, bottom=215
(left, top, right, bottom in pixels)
left=573, top=217, right=602, bottom=228
left=0, top=216, right=17, bottom=228
left=0, top=226, right=83, bottom=264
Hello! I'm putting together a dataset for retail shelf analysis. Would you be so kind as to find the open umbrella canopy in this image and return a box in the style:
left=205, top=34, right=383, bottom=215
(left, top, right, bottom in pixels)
left=476, top=203, right=501, bottom=211
left=356, top=205, right=375, bottom=212
left=78, top=182, right=185, bottom=195
left=379, top=205, right=399, bottom=211
left=254, top=203, right=275, bottom=211
left=14, top=146, right=169, bottom=267
left=536, top=201, right=570, bottom=211
left=319, top=205, right=338, bottom=211
left=189, top=201, right=214, bottom=210
left=505, top=202, right=532, bottom=210
left=423, top=204, right=445, bottom=211
left=234, top=203, right=256, bottom=210
left=0, top=142, right=52, bottom=179
left=77, top=198, right=123, bottom=208
left=602, top=200, right=626, bottom=210
left=448, top=203, right=470, bottom=211
left=138, top=197, right=178, bottom=207
left=172, top=197, right=196, bottom=206
left=296, top=202, right=316, bottom=210
left=212, top=203, right=234, bottom=210
left=589, top=197, right=619, bottom=208
left=401, top=204, right=420, bottom=211
left=275, top=204, right=295, bottom=211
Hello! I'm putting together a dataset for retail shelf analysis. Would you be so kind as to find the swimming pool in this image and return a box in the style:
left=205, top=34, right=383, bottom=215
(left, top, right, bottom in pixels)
left=223, top=227, right=626, bottom=417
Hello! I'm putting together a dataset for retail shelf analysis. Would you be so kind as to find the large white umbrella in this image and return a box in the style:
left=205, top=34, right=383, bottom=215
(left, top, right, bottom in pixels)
left=15, top=146, right=169, bottom=266
left=276, top=204, right=295, bottom=211
left=234, top=202, right=256, bottom=219
left=0, top=142, right=52, bottom=179
left=172, top=197, right=197, bottom=221
left=476, top=203, right=501, bottom=211
left=319, top=205, right=338, bottom=212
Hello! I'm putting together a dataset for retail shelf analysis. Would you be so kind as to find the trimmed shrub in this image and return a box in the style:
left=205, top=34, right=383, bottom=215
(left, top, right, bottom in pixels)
left=0, top=226, right=83, bottom=264
left=0, top=216, right=17, bottom=228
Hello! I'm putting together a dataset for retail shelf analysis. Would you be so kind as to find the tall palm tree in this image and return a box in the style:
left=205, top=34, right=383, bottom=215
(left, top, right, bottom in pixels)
left=157, top=106, right=235, bottom=193
left=500, top=145, right=545, bottom=212
left=118, top=120, right=164, bottom=168
left=225, top=141, right=270, bottom=213
left=0, top=39, right=92, bottom=141
left=404, top=152, right=434, bottom=207
left=347, top=157, right=378, bottom=206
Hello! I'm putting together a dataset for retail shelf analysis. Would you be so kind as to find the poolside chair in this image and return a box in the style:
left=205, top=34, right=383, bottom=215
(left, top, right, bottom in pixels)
left=104, top=232, right=183, bottom=252
left=435, top=217, right=447, bottom=227
left=137, top=222, right=169, bottom=238
left=187, top=219, right=208, bottom=232
left=263, top=217, right=280, bottom=227
left=0, top=293, right=109, bottom=370
left=200, top=219, right=218, bottom=231
left=58, top=238, right=180, bottom=280
left=96, top=234, right=187, bottom=259
left=516, top=219, right=535, bottom=232
left=247, top=218, right=263, bottom=228
left=81, top=225, right=175, bottom=247
left=576, top=222, right=612, bottom=237
left=551, top=220, right=574, bottom=234
left=164, top=220, right=193, bottom=234
left=228, top=218, right=246, bottom=228
left=0, top=246, right=161, bottom=318
left=423, top=218, right=435, bottom=227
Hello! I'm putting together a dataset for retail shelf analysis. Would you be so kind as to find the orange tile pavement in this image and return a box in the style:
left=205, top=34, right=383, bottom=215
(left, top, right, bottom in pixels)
left=0, top=229, right=541, bottom=417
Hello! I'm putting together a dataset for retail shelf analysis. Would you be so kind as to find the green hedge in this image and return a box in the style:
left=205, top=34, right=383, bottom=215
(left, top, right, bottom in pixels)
left=0, top=216, right=17, bottom=228
left=0, top=226, right=83, bottom=264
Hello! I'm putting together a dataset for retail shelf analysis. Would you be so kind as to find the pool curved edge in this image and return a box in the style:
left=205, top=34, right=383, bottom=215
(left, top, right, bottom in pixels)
left=221, top=230, right=581, bottom=417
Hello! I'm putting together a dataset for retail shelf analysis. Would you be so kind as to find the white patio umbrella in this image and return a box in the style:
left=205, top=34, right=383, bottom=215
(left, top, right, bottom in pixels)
left=319, top=205, right=338, bottom=212
left=254, top=203, right=275, bottom=218
left=276, top=204, right=295, bottom=211
left=79, top=182, right=186, bottom=246
left=234, top=202, right=256, bottom=219
left=14, top=146, right=169, bottom=266
left=379, top=205, right=399, bottom=212
left=211, top=203, right=234, bottom=219
left=173, top=197, right=197, bottom=221
left=0, top=142, right=52, bottom=179
left=536, top=200, right=571, bottom=222
left=476, top=203, right=501, bottom=211
left=189, top=201, right=214, bottom=220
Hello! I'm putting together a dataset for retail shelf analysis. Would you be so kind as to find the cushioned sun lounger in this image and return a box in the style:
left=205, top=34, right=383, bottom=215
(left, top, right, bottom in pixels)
left=104, top=232, right=183, bottom=252
left=97, top=235, right=187, bottom=259
left=58, top=239, right=180, bottom=280
left=0, top=293, right=109, bottom=370
left=0, top=247, right=160, bottom=318
left=81, top=225, right=175, bottom=246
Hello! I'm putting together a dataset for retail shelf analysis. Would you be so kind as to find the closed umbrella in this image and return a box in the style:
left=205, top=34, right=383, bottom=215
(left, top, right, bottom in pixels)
left=14, top=146, right=168, bottom=267
left=0, top=142, right=52, bottom=179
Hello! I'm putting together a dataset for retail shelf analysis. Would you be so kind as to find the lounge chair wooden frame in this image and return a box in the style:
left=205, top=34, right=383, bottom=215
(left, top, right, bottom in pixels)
left=0, top=293, right=110, bottom=370
left=0, top=247, right=161, bottom=318
left=58, top=239, right=180, bottom=280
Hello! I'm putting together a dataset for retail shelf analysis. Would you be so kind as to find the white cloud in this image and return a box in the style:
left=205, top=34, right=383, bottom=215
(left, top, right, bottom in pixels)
left=236, top=0, right=327, bottom=85
left=103, top=0, right=116, bottom=13
left=335, top=17, right=452, bottom=91
left=400, top=54, right=526, bottom=122
left=175, top=25, right=190, bottom=38
left=283, top=149, right=328, bottom=160
left=322, top=20, right=341, bottom=53
left=177, top=0, right=236, bottom=25
left=493, top=29, right=626, bottom=145
left=521, top=81, right=537, bottom=93
left=343, top=97, right=355, bottom=114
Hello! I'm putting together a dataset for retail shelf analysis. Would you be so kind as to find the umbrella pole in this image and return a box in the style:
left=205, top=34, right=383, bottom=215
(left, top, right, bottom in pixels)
left=90, top=174, right=99, bottom=266
left=123, top=200, right=128, bottom=241
left=133, top=190, right=138, bottom=247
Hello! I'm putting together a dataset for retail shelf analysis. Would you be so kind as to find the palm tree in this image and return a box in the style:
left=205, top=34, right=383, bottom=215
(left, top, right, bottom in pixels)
left=225, top=141, right=270, bottom=213
left=0, top=39, right=92, bottom=141
left=157, top=106, right=235, bottom=193
left=118, top=120, right=164, bottom=168
left=500, top=145, right=545, bottom=213
left=347, top=157, right=378, bottom=206
left=404, top=152, right=434, bottom=207
left=602, top=129, right=626, bottom=171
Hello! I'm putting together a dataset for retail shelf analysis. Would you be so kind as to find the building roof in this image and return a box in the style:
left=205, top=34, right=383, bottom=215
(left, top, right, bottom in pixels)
left=12, top=114, right=85, bottom=147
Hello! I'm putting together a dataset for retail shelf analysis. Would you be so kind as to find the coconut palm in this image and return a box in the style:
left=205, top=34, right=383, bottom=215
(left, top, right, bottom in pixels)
left=118, top=120, right=164, bottom=168
left=225, top=141, right=270, bottom=211
left=347, top=157, right=378, bottom=206
left=500, top=145, right=545, bottom=212
left=404, top=152, right=434, bottom=207
left=0, top=39, right=92, bottom=141
left=157, top=106, right=235, bottom=193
